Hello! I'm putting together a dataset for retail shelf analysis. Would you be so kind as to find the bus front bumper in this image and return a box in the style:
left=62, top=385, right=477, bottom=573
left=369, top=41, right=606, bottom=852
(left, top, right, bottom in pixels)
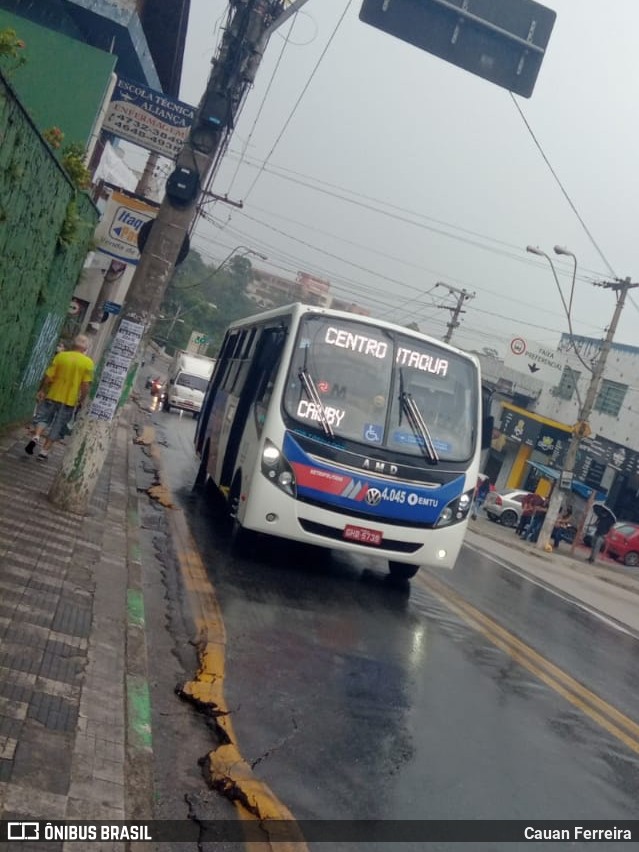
left=241, top=478, right=467, bottom=570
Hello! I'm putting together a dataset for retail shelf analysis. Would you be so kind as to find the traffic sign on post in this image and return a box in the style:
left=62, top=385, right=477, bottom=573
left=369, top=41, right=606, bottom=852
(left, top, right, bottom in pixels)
left=187, top=331, right=210, bottom=355
left=359, top=0, right=556, bottom=98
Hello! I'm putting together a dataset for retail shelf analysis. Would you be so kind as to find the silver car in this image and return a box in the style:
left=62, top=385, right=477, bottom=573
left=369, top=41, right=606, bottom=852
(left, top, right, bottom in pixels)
left=483, top=489, right=532, bottom=527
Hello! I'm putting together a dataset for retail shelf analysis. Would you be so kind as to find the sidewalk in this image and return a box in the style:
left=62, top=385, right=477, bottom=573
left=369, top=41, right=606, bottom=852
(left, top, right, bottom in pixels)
left=0, top=413, right=151, bottom=847
left=465, top=513, right=639, bottom=636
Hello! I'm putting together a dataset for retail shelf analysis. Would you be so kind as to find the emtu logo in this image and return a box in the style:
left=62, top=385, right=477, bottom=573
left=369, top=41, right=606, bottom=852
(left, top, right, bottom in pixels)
left=8, top=822, right=39, bottom=841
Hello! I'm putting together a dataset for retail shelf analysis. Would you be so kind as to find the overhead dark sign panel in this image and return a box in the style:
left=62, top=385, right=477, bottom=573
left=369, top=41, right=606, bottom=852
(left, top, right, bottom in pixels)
left=359, top=0, right=557, bottom=98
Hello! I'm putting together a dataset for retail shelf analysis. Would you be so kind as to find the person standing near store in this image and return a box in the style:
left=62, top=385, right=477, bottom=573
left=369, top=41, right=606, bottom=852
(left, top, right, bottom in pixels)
left=587, top=504, right=616, bottom=563
left=25, top=334, right=94, bottom=460
left=525, top=497, right=549, bottom=542
left=516, top=491, right=544, bottom=537
left=471, top=475, right=490, bottom=520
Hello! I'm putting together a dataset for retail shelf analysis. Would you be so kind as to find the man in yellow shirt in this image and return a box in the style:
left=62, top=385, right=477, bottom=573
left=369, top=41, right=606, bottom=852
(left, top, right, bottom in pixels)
left=25, top=334, right=94, bottom=460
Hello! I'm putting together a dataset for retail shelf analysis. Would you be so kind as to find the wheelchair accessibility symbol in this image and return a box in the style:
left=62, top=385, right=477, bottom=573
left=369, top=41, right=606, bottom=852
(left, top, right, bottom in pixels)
left=364, top=423, right=383, bottom=443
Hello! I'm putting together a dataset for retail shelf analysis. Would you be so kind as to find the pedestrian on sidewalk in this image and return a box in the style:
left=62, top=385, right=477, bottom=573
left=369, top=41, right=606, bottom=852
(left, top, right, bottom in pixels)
left=525, top=497, right=549, bottom=542
left=25, top=334, right=94, bottom=461
left=587, top=503, right=616, bottom=563
left=516, top=492, right=544, bottom=537
left=551, top=505, right=574, bottom=549
left=471, top=474, right=490, bottom=520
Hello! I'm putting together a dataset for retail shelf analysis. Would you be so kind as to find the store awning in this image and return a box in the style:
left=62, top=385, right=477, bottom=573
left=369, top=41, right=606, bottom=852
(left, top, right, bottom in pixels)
left=526, top=460, right=607, bottom=500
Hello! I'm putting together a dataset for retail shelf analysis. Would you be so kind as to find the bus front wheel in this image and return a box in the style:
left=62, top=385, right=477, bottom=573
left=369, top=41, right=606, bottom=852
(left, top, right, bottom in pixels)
left=388, top=561, right=419, bottom=580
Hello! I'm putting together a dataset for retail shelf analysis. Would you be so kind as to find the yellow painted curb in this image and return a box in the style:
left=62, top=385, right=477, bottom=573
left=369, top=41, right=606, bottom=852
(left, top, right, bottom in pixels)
left=145, top=428, right=309, bottom=852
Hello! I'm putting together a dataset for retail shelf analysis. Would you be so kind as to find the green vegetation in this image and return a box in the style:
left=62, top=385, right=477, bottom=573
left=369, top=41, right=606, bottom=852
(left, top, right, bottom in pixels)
left=153, top=250, right=262, bottom=356
left=0, top=27, right=26, bottom=74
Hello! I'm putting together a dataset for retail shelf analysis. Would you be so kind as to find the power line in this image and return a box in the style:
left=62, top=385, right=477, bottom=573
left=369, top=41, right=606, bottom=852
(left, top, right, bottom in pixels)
left=510, top=93, right=617, bottom=278
left=240, top=201, right=608, bottom=328
left=240, top=0, right=353, bottom=204
left=191, top=219, right=600, bottom=344
left=224, top=14, right=297, bottom=198
left=219, top=149, right=612, bottom=284
left=199, top=204, right=610, bottom=337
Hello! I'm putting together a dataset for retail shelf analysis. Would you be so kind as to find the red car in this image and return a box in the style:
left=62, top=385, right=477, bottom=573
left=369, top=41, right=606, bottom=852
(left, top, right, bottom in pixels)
left=604, top=522, right=639, bottom=567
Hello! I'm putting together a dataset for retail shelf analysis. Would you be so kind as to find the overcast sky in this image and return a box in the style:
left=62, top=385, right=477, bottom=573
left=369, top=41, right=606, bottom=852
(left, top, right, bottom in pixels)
left=170, top=0, right=639, bottom=356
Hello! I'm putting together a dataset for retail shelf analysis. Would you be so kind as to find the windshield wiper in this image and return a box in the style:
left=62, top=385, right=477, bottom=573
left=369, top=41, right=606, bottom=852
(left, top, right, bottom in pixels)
left=400, top=391, right=439, bottom=465
left=298, top=368, right=335, bottom=439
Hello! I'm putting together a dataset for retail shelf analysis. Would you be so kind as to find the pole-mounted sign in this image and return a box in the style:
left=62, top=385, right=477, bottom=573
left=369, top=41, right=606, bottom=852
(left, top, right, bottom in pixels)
left=359, top=0, right=556, bottom=98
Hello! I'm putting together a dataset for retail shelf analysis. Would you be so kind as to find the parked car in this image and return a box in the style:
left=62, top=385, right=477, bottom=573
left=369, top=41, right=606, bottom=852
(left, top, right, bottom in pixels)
left=603, top=522, right=639, bottom=567
left=483, top=489, right=532, bottom=527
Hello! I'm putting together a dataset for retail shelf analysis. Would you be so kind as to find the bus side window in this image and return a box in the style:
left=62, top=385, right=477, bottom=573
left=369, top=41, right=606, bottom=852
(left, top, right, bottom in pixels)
left=218, top=331, right=242, bottom=391
left=230, top=328, right=258, bottom=396
left=254, top=331, right=286, bottom=435
left=224, top=330, right=250, bottom=392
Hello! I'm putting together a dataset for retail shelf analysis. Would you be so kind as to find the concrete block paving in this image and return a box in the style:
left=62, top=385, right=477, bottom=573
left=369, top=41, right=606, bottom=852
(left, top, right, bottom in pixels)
left=0, top=425, right=133, bottom=835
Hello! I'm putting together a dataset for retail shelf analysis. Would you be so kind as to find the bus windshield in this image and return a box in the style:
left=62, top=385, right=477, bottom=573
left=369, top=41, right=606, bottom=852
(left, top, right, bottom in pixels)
left=282, top=315, right=477, bottom=462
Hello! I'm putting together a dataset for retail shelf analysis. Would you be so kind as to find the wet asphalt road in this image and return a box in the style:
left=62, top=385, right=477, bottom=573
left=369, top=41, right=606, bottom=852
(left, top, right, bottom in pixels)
left=152, top=410, right=639, bottom=848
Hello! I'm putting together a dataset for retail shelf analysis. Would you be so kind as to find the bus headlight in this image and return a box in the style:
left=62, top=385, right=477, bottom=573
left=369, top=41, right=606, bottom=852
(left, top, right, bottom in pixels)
left=435, top=489, right=474, bottom=527
left=261, top=438, right=296, bottom=497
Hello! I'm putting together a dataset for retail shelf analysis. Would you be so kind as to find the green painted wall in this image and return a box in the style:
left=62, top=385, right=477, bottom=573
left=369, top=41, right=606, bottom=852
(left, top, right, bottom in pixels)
left=0, top=10, right=115, bottom=146
left=0, top=72, right=99, bottom=430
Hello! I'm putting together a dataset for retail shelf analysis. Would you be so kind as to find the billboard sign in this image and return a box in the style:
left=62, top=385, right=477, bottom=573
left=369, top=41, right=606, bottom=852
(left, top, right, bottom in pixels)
left=503, top=336, right=565, bottom=385
left=94, top=187, right=159, bottom=266
left=103, top=77, right=196, bottom=159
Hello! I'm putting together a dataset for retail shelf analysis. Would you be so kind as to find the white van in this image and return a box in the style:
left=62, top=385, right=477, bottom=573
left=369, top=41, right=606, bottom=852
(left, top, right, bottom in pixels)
left=164, top=352, right=215, bottom=417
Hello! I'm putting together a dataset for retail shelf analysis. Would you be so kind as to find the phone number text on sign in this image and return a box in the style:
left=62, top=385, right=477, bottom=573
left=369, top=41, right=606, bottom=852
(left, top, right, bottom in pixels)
left=104, top=103, right=189, bottom=159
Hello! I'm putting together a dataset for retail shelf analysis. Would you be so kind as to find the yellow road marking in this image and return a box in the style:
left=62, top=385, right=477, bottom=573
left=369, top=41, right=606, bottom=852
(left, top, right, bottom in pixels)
left=147, top=426, right=308, bottom=852
left=419, top=573, right=639, bottom=756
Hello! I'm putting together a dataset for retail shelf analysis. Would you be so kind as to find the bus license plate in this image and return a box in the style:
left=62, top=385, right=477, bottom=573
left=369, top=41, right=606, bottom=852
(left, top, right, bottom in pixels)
left=343, top=524, right=383, bottom=546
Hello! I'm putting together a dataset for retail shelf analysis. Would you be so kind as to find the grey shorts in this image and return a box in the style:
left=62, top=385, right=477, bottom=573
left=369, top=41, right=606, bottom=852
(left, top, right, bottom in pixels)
left=34, top=399, right=75, bottom=442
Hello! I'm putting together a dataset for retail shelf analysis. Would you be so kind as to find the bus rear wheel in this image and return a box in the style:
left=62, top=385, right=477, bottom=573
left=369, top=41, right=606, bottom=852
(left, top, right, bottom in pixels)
left=193, top=443, right=209, bottom=491
left=388, top=561, right=419, bottom=580
left=228, top=475, right=255, bottom=554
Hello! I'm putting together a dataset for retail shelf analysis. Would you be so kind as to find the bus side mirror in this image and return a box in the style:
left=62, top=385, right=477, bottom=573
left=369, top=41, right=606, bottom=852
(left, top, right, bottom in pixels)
left=169, top=378, right=175, bottom=385
left=481, top=416, right=494, bottom=450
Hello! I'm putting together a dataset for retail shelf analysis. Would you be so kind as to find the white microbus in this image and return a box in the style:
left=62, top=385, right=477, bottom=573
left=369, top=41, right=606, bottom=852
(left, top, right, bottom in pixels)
left=194, top=304, right=490, bottom=580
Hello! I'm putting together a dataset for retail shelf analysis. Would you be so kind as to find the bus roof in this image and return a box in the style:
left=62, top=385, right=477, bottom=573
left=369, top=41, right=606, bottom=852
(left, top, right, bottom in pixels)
left=224, top=303, right=479, bottom=365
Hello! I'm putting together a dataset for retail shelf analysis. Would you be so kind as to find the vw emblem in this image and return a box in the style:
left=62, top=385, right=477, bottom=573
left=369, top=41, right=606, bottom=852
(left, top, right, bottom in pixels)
left=366, top=487, right=382, bottom=506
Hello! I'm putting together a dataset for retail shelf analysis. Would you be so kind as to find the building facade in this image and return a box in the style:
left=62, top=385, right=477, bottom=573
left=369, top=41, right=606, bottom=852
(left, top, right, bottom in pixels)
left=480, top=334, right=639, bottom=523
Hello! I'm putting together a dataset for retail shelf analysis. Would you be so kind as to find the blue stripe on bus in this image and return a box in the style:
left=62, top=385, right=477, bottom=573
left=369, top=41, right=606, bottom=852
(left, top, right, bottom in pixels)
left=283, top=432, right=466, bottom=524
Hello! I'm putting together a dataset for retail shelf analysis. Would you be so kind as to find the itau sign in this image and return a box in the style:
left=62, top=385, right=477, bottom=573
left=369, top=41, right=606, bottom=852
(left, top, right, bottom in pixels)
left=103, top=77, right=196, bottom=159
left=94, top=186, right=159, bottom=266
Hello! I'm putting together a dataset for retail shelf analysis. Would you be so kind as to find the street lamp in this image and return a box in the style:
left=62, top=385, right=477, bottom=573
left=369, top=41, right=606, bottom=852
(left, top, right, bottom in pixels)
left=525, top=245, right=636, bottom=552
left=553, top=245, right=578, bottom=316
left=526, top=245, right=573, bottom=329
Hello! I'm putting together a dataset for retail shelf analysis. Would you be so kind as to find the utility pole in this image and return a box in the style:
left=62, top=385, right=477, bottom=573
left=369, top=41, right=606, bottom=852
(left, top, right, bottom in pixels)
left=436, top=282, right=475, bottom=344
left=536, top=277, right=639, bottom=552
left=49, top=0, right=309, bottom=514
left=135, top=151, right=160, bottom=198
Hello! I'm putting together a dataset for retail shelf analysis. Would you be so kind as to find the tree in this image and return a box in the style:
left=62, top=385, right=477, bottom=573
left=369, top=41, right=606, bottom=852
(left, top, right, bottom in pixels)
left=153, top=249, right=260, bottom=354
